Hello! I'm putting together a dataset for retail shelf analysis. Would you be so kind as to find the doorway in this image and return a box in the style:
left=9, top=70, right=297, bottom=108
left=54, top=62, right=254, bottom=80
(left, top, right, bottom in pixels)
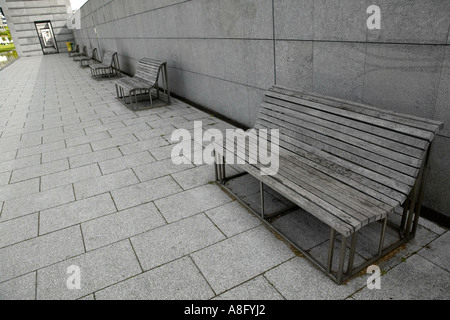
left=34, top=21, right=59, bottom=55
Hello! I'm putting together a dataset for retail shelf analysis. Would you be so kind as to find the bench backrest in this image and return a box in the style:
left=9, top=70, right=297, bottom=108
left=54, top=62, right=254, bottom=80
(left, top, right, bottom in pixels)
left=72, top=44, right=79, bottom=53
left=134, top=58, right=165, bottom=85
left=101, top=51, right=117, bottom=66
left=80, top=45, right=87, bottom=55
left=255, top=86, right=444, bottom=207
left=85, top=48, right=97, bottom=60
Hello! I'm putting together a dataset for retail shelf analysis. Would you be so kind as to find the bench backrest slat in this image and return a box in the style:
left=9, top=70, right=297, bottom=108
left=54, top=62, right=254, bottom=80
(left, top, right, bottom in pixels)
left=269, top=86, right=444, bottom=136
left=85, top=48, right=96, bottom=59
left=101, top=51, right=116, bottom=66
left=255, top=86, right=444, bottom=210
left=261, top=100, right=427, bottom=160
left=134, top=58, right=165, bottom=85
left=256, top=113, right=417, bottom=186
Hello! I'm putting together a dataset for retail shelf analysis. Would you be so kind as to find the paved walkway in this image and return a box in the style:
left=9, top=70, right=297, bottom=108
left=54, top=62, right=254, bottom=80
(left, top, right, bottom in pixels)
left=0, top=54, right=448, bottom=300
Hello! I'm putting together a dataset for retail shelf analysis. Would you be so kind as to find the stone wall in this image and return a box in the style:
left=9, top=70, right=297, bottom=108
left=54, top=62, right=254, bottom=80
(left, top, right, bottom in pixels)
left=72, top=0, right=450, bottom=217
left=0, top=0, right=74, bottom=56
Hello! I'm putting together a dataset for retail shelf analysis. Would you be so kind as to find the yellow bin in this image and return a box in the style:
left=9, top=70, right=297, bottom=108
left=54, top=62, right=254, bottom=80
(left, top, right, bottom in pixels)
left=66, top=42, right=73, bottom=52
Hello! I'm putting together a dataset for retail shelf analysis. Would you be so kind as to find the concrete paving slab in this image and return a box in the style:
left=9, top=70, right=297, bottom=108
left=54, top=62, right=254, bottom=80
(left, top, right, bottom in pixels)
left=191, top=225, right=295, bottom=294
left=39, top=193, right=117, bottom=235
left=40, top=164, right=102, bottom=191
left=265, top=257, right=362, bottom=300
left=73, top=169, right=139, bottom=200
left=36, top=240, right=142, bottom=300
left=154, top=184, right=233, bottom=223
left=1, top=185, right=75, bottom=222
left=0, top=213, right=38, bottom=249
left=134, top=158, right=195, bottom=182
left=111, top=175, right=182, bottom=211
left=131, top=213, right=225, bottom=270
left=10, top=158, right=69, bottom=183
left=418, top=232, right=450, bottom=272
left=82, top=202, right=166, bottom=251
left=214, top=276, right=284, bottom=300
left=95, top=257, right=215, bottom=300
left=352, top=254, right=450, bottom=300
left=0, top=272, right=36, bottom=300
left=0, top=226, right=85, bottom=282
left=99, top=151, right=155, bottom=175
left=69, top=147, right=122, bottom=168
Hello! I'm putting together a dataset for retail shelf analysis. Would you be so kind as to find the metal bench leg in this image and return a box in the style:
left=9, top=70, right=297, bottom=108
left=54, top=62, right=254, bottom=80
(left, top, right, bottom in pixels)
left=337, top=236, right=348, bottom=284
left=347, top=232, right=358, bottom=274
left=412, top=144, right=433, bottom=237
left=213, top=151, right=219, bottom=182
left=115, top=84, right=120, bottom=99
left=260, top=182, right=265, bottom=219
left=378, top=218, right=388, bottom=257
left=400, top=198, right=410, bottom=230
left=327, top=229, right=336, bottom=274
left=405, top=183, right=419, bottom=239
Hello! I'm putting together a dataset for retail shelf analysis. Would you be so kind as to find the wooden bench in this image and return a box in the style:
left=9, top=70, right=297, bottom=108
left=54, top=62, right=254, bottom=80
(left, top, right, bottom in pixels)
left=72, top=45, right=87, bottom=62
left=78, top=48, right=98, bottom=67
left=214, top=85, right=444, bottom=284
left=115, top=57, right=170, bottom=111
left=90, top=51, right=120, bottom=78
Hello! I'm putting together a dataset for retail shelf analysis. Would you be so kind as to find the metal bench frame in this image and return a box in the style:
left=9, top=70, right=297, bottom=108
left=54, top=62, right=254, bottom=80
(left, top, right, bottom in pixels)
left=79, top=48, right=98, bottom=67
left=214, top=85, right=443, bottom=284
left=115, top=58, right=170, bottom=111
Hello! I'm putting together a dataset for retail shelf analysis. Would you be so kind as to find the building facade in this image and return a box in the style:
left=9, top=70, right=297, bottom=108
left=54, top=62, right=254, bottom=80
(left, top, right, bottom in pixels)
left=0, top=13, right=6, bottom=30
left=0, top=0, right=74, bottom=56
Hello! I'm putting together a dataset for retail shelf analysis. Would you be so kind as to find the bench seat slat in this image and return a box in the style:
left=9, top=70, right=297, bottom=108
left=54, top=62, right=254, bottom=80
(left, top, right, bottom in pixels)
left=224, top=136, right=391, bottom=220
left=219, top=139, right=392, bottom=236
left=236, top=161, right=356, bottom=237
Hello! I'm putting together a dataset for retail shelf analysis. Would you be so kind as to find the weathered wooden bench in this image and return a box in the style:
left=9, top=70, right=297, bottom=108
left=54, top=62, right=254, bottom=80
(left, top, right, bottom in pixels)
left=115, top=57, right=170, bottom=111
left=68, top=44, right=79, bottom=57
left=90, top=51, right=120, bottom=78
left=214, top=85, right=443, bottom=284
left=72, top=45, right=87, bottom=62
left=78, top=48, right=98, bottom=67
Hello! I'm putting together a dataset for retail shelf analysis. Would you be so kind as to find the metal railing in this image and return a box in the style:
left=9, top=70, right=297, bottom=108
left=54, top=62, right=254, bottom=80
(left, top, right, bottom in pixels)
left=0, top=49, right=18, bottom=70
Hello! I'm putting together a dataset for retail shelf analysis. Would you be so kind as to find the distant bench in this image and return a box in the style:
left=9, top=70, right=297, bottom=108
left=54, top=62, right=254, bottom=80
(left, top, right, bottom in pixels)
left=214, top=85, right=444, bottom=284
left=72, top=45, right=87, bottom=62
left=115, top=57, right=170, bottom=111
left=68, top=44, right=79, bottom=57
left=90, top=51, right=120, bottom=78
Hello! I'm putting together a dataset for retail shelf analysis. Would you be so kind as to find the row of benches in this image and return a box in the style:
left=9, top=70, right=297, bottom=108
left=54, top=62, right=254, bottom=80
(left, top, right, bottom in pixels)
left=68, top=42, right=443, bottom=285
left=68, top=44, right=170, bottom=111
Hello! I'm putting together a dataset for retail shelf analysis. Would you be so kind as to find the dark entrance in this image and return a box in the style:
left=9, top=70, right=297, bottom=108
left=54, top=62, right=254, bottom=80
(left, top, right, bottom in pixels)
left=34, top=21, right=59, bottom=55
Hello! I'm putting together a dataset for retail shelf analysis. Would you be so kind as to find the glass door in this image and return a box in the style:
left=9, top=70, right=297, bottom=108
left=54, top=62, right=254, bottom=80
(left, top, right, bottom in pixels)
left=34, top=21, right=59, bottom=55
